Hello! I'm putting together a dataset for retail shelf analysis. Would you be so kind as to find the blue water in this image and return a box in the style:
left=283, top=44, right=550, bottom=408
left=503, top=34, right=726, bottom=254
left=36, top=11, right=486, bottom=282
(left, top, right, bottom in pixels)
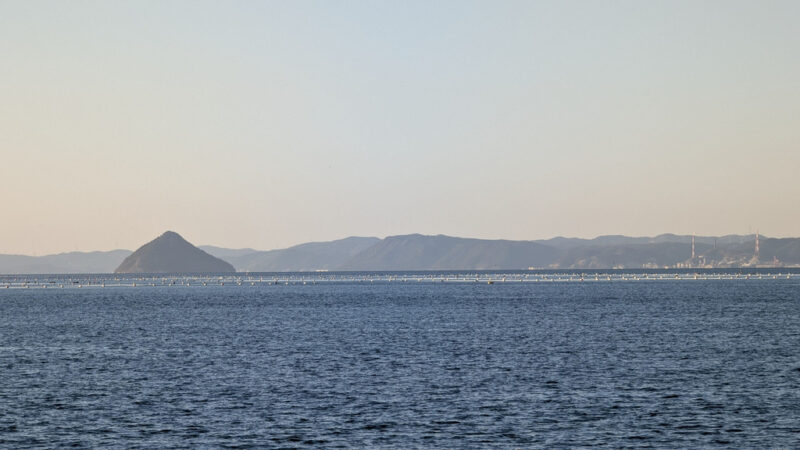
left=2, top=273, right=800, bottom=447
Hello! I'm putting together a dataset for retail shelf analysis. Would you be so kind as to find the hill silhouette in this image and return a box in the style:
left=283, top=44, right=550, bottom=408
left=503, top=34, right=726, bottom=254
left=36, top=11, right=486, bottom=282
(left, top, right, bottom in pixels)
left=203, top=236, right=380, bottom=272
left=115, top=231, right=234, bottom=273
left=0, top=250, right=131, bottom=274
left=339, top=234, right=557, bottom=270
left=2, top=232, right=798, bottom=274
left=205, top=233, right=790, bottom=270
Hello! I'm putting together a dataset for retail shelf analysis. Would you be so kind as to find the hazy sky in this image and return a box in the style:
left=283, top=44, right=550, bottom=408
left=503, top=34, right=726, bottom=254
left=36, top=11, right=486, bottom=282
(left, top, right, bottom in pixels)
left=2, top=0, right=799, bottom=254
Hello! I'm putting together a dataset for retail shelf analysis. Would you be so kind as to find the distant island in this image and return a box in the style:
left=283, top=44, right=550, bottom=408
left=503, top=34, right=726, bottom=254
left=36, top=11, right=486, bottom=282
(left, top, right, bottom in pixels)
left=0, top=232, right=795, bottom=274
left=115, top=231, right=235, bottom=274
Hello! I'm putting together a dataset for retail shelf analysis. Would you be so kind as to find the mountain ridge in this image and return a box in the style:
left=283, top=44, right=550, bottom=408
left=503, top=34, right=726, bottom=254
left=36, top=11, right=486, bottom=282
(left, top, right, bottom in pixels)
left=0, top=250, right=132, bottom=274
left=212, top=236, right=381, bottom=272
left=1, top=233, right=796, bottom=274
left=200, top=233, right=800, bottom=271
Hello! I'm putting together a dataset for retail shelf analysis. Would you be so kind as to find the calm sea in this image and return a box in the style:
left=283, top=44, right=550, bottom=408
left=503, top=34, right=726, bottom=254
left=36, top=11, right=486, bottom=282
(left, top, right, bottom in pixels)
left=1, top=271, right=800, bottom=447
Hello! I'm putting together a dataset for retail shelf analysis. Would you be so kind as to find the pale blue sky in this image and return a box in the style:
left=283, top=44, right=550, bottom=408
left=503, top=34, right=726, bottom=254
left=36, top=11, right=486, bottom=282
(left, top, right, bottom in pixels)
left=1, top=0, right=799, bottom=254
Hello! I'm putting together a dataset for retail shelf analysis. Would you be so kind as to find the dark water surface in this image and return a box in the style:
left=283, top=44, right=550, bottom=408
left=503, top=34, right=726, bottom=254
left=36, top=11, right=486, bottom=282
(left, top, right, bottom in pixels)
left=2, top=275, right=800, bottom=447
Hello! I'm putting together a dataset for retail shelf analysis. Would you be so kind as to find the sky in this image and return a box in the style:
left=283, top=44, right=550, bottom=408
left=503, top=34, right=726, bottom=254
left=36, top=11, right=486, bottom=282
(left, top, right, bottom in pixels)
left=1, top=0, right=799, bottom=254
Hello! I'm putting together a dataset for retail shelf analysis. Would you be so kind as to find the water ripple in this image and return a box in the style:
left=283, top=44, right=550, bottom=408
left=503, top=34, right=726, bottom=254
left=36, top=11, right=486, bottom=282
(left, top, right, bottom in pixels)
left=1, top=277, right=799, bottom=446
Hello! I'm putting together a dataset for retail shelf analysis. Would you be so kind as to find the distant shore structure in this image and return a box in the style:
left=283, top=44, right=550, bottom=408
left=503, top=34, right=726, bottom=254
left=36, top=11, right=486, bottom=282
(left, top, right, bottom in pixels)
left=755, top=230, right=760, bottom=263
left=678, top=229, right=780, bottom=269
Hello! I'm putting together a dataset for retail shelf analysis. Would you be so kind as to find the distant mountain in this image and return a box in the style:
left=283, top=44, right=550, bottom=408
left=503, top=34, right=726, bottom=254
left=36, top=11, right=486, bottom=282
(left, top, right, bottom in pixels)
left=115, top=231, right=235, bottom=273
left=1, top=232, right=797, bottom=274
left=140, top=233, right=800, bottom=271
left=199, top=245, right=259, bottom=259
left=554, top=242, right=709, bottom=269
left=540, top=235, right=797, bottom=269
left=333, top=233, right=794, bottom=270
left=725, top=237, right=800, bottom=266
left=0, top=250, right=131, bottom=274
left=537, top=233, right=757, bottom=249
left=223, top=236, right=380, bottom=272
left=340, top=234, right=557, bottom=270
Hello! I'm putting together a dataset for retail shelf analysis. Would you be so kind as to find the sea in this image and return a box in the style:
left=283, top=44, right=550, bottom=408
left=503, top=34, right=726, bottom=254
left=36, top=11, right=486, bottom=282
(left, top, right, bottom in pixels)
left=1, top=269, right=800, bottom=448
